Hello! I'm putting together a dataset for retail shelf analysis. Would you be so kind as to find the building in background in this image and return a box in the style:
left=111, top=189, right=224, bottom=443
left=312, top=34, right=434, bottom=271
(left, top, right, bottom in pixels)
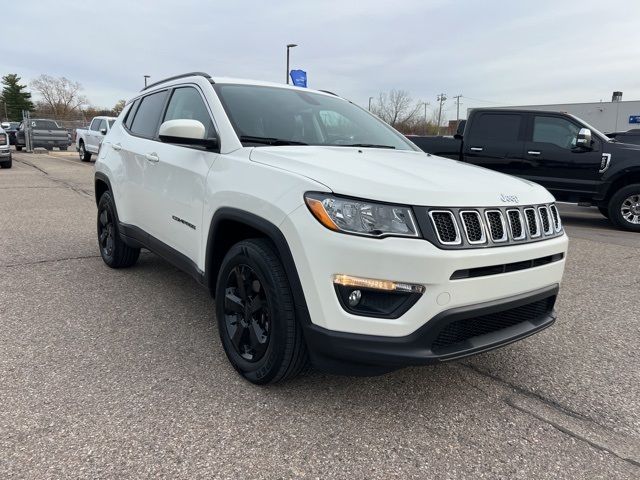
left=494, top=92, right=640, bottom=133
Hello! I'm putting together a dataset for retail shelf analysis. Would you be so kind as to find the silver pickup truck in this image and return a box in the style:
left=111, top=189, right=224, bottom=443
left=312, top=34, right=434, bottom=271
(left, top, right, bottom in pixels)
left=15, top=119, right=71, bottom=151
left=75, top=116, right=116, bottom=162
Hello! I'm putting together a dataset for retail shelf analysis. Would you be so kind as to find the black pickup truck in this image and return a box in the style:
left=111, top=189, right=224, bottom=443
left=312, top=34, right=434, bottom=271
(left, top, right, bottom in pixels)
left=410, top=109, right=640, bottom=231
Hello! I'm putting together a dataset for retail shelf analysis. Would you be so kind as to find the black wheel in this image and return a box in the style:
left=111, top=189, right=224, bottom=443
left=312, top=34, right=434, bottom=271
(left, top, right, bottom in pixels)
left=0, top=159, right=11, bottom=169
left=608, top=184, right=640, bottom=232
left=97, top=191, right=140, bottom=268
left=79, top=141, right=92, bottom=162
left=598, top=206, right=609, bottom=219
left=59, top=146, right=68, bottom=151
left=215, top=239, right=307, bottom=384
left=15, top=146, right=22, bottom=151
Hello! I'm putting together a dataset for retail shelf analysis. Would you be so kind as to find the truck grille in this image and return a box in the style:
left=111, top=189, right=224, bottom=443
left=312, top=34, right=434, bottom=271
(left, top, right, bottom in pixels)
left=426, top=203, right=561, bottom=249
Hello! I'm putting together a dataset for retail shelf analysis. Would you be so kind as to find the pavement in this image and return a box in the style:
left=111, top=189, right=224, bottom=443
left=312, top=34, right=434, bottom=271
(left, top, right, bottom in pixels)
left=1, top=150, right=639, bottom=479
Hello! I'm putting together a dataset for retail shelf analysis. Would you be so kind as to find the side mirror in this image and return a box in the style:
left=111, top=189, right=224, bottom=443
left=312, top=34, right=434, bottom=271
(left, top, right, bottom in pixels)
left=576, top=128, right=592, bottom=149
left=100, top=128, right=107, bottom=135
left=159, top=119, right=218, bottom=149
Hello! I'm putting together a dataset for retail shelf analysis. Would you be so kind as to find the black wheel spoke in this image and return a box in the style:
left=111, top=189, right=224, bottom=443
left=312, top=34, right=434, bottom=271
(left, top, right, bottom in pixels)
left=229, top=318, right=246, bottom=351
left=224, top=288, right=244, bottom=314
left=99, top=210, right=108, bottom=227
left=99, top=229, right=108, bottom=245
left=249, top=296, right=263, bottom=315
left=233, top=266, right=248, bottom=300
left=248, top=320, right=268, bottom=357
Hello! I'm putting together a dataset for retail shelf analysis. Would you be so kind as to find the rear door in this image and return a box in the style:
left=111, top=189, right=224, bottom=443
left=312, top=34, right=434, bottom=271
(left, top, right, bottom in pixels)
left=142, top=85, right=218, bottom=264
left=522, top=114, right=603, bottom=197
left=462, top=112, right=525, bottom=175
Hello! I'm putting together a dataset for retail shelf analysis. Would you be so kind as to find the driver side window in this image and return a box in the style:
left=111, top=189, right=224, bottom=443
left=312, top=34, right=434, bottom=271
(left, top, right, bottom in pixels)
left=533, top=116, right=580, bottom=149
left=163, top=87, right=215, bottom=137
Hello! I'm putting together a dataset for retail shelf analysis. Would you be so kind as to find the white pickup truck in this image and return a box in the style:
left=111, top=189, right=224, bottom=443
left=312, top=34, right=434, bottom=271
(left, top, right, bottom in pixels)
left=76, top=116, right=116, bottom=162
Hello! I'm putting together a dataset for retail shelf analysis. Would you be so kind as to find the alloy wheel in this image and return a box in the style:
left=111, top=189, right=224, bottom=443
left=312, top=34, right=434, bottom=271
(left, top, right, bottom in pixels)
left=620, top=194, right=640, bottom=225
left=223, top=264, right=271, bottom=362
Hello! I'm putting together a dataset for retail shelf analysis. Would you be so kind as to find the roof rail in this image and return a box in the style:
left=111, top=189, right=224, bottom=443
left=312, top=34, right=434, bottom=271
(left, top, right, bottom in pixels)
left=141, top=72, right=212, bottom=91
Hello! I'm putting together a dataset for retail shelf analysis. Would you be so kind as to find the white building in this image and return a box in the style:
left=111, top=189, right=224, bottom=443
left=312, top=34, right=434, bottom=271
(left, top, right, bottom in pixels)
left=496, top=93, right=640, bottom=133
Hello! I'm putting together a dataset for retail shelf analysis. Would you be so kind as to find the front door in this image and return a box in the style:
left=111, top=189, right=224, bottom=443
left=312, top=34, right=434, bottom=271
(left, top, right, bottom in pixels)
left=521, top=114, right=604, bottom=198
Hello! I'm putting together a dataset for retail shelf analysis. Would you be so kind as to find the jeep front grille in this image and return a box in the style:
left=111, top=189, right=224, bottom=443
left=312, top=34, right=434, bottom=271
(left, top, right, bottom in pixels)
left=426, top=203, right=562, bottom=249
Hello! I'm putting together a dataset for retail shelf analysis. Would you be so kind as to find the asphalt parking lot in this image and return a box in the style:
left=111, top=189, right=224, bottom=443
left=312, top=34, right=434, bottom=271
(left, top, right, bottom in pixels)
left=1, top=150, right=639, bottom=479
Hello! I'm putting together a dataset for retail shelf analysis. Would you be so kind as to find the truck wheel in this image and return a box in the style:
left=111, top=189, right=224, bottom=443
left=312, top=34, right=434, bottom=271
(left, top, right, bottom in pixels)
left=215, top=239, right=308, bottom=385
left=97, top=191, right=140, bottom=268
left=598, top=206, right=609, bottom=219
left=15, top=146, right=22, bottom=151
left=608, top=184, right=640, bottom=232
left=79, top=141, right=92, bottom=162
left=0, top=159, right=11, bottom=169
left=59, top=146, right=68, bottom=151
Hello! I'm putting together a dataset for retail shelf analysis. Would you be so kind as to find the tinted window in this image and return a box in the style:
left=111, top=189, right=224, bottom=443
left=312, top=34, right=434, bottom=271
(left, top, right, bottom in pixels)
left=213, top=84, right=416, bottom=150
left=90, top=118, right=101, bottom=131
left=98, top=119, right=107, bottom=131
left=163, top=87, right=215, bottom=137
left=533, top=116, right=580, bottom=149
left=34, top=120, right=60, bottom=129
left=469, top=113, right=521, bottom=142
left=130, top=91, right=168, bottom=138
left=124, top=101, right=139, bottom=130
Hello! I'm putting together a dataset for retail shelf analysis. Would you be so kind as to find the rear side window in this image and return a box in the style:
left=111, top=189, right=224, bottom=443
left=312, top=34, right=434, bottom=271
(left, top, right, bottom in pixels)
left=124, top=101, right=139, bottom=130
left=163, top=87, right=215, bottom=137
left=468, top=113, right=521, bottom=142
left=129, top=90, right=168, bottom=138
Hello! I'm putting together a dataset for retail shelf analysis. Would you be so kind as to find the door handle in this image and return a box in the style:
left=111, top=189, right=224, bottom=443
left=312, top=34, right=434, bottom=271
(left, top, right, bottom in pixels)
left=145, top=152, right=159, bottom=163
left=111, top=143, right=122, bottom=151
left=470, top=147, right=483, bottom=152
left=527, top=150, right=541, bottom=156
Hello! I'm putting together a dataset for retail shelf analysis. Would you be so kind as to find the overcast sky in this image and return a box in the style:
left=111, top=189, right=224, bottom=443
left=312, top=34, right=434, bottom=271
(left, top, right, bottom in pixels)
left=3, top=0, right=639, bottom=120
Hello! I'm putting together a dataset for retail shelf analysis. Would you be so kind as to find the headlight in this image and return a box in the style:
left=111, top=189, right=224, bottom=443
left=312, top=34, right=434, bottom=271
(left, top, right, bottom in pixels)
left=304, top=192, right=420, bottom=238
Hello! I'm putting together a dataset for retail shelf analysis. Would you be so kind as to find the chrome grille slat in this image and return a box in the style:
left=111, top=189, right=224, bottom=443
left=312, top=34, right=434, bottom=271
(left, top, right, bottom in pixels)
left=524, top=208, right=541, bottom=238
left=506, top=209, right=526, bottom=240
left=538, top=206, right=553, bottom=235
left=484, top=210, right=508, bottom=242
left=429, top=210, right=461, bottom=245
left=459, top=210, right=486, bottom=244
left=549, top=204, right=562, bottom=232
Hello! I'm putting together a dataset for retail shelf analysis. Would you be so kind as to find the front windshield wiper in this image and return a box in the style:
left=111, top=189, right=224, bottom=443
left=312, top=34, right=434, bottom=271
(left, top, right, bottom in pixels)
left=239, top=135, right=308, bottom=146
left=333, top=143, right=396, bottom=149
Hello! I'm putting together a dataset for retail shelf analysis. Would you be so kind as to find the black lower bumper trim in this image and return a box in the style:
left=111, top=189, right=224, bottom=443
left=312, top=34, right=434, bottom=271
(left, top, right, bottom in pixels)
left=303, top=285, right=558, bottom=376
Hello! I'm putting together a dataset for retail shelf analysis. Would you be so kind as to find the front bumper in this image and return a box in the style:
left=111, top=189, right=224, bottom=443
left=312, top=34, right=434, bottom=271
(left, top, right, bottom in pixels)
left=303, top=285, right=557, bottom=375
left=0, top=149, right=11, bottom=159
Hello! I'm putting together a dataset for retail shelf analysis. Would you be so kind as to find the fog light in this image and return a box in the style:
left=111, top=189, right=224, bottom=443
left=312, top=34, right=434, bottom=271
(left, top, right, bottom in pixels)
left=348, top=289, right=362, bottom=307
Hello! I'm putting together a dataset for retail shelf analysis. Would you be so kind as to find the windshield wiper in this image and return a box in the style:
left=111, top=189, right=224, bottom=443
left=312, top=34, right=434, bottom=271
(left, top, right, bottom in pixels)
left=334, top=143, right=396, bottom=149
left=239, top=135, right=308, bottom=146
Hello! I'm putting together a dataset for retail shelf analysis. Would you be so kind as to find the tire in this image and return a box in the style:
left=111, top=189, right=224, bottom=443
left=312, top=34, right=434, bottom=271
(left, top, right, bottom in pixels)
left=97, top=191, right=140, bottom=268
left=608, top=184, right=640, bottom=232
left=79, top=141, right=92, bottom=162
left=15, top=146, right=22, bottom=151
left=215, top=238, right=308, bottom=384
left=598, top=206, right=609, bottom=219
left=0, top=159, right=11, bottom=169
left=59, top=146, right=68, bottom=151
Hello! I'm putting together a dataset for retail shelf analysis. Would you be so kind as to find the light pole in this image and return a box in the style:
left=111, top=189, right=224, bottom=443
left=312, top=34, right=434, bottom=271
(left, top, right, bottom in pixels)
left=368, top=96, right=374, bottom=111
left=436, top=93, right=447, bottom=135
left=286, top=44, right=298, bottom=84
left=144, top=75, right=150, bottom=88
left=423, top=102, right=429, bottom=135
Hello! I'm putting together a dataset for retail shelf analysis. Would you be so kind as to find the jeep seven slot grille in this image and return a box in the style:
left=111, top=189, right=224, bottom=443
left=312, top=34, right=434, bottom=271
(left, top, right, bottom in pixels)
left=427, top=204, right=561, bottom=249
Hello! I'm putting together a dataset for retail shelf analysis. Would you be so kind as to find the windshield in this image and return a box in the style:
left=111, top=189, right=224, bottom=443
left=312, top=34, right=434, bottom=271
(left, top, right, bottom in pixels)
left=213, top=84, right=417, bottom=150
left=568, top=114, right=609, bottom=141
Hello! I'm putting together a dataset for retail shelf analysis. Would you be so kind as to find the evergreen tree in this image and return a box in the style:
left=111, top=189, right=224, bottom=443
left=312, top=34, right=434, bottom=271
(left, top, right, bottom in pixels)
left=1, top=74, right=34, bottom=121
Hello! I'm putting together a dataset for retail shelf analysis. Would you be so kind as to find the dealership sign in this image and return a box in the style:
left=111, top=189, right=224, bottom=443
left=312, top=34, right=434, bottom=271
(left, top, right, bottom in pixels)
left=629, top=115, right=640, bottom=124
left=290, top=70, right=307, bottom=87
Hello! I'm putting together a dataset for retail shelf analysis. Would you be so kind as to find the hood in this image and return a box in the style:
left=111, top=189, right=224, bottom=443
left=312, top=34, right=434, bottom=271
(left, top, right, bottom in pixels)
left=249, top=146, right=554, bottom=207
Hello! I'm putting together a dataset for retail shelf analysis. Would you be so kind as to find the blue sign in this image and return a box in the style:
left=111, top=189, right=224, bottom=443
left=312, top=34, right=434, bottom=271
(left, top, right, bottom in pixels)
left=290, top=69, right=307, bottom=88
left=629, top=115, right=640, bottom=124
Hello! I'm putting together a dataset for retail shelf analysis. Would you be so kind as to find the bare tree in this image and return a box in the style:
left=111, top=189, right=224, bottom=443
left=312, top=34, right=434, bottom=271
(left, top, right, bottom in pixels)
left=113, top=99, right=126, bottom=116
left=371, top=89, right=422, bottom=128
left=31, top=75, right=89, bottom=119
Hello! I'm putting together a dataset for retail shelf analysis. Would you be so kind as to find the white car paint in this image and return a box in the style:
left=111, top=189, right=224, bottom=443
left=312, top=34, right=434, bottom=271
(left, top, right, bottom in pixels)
left=76, top=116, right=117, bottom=155
left=96, top=74, right=568, bottom=339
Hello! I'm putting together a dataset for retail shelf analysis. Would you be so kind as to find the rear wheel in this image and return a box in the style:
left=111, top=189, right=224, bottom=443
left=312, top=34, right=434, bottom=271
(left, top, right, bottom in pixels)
left=608, top=184, right=640, bottom=232
left=79, top=141, right=92, bottom=162
left=0, top=159, right=11, bottom=169
left=15, top=146, right=22, bottom=151
left=59, top=146, right=68, bottom=151
left=215, top=239, right=307, bottom=384
left=97, top=191, right=140, bottom=267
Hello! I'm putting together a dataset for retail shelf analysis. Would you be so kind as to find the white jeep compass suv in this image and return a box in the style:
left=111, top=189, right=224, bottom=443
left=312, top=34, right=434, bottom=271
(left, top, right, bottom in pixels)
left=95, top=72, right=568, bottom=384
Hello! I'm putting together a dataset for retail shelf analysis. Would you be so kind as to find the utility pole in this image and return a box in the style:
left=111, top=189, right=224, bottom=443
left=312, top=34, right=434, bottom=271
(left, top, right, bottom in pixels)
left=144, top=75, right=150, bottom=88
left=453, top=94, right=462, bottom=123
left=422, top=102, right=429, bottom=135
left=368, top=96, right=374, bottom=111
left=436, top=93, right=447, bottom=135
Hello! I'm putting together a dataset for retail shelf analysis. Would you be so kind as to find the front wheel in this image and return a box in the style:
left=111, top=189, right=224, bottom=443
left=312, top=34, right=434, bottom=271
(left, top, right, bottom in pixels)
left=608, top=184, right=640, bottom=232
left=79, top=142, right=92, bottom=162
left=97, top=191, right=140, bottom=267
left=215, top=239, right=308, bottom=384
left=0, top=159, right=11, bottom=169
